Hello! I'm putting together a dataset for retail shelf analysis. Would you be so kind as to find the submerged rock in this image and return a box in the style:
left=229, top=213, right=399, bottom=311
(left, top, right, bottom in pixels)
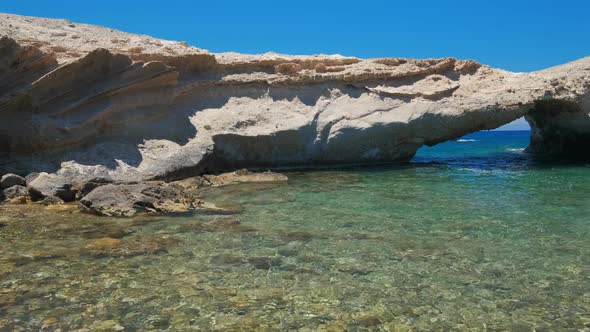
left=0, top=289, right=17, bottom=307
left=247, top=256, right=283, bottom=269
left=202, top=169, right=288, bottom=187
left=0, top=261, right=16, bottom=278
left=280, top=230, right=315, bottom=242
left=171, top=170, right=287, bottom=190
left=82, top=235, right=180, bottom=257
left=86, top=320, right=125, bottom=331
left=73, top=222, right=133, bottom=239
left=179, top=217, right=257, bottom=233
left=354, top=315, right=382, bottom=328
left=84, top=237, right=123, bottom=251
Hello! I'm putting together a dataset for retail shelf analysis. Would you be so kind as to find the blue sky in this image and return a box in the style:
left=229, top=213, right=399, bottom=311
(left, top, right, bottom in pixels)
left=3, top=0, right=588, bottom=130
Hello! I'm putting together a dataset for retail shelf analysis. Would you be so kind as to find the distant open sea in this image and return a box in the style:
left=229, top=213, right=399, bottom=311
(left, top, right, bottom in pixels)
left=2, top=129, right=590, bottom=330
left=415, top=130, right=532, bottom=164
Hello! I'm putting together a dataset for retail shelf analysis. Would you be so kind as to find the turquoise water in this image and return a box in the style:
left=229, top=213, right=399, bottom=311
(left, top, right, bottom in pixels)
left=1, top=130, right=590, bottom=331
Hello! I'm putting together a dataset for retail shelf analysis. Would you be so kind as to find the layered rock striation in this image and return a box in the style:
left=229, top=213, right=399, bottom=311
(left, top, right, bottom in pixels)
left=1, top=13, right=589, bottom=189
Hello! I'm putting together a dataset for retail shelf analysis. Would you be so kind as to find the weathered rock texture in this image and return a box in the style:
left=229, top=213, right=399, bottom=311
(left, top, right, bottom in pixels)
left=1, top=13, right=589, bottom=184
left=0, top=173, right=25, bottom=189
left=80, top=182, right=199, bottom=217
left=80, top=170, right=286, bottom=217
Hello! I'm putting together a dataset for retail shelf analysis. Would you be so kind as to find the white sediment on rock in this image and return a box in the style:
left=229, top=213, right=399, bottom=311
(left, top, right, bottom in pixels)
left=0, top=13, right=589, bottom=185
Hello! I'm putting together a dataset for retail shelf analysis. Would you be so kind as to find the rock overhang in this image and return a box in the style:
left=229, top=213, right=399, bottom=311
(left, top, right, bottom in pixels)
left=1, top=13, right=589, bottom=182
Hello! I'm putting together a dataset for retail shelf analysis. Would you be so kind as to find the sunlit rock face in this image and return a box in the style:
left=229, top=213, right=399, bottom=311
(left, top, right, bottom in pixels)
left=1, top=13, right=589, bottom=184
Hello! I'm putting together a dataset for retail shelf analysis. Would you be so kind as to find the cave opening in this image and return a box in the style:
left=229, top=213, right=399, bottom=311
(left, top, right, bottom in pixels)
left=411, top=117, right=532, bottom=167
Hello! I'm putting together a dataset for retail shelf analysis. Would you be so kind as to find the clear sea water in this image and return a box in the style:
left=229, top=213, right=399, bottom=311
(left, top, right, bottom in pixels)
left=1, top=130, right=590, bottom=331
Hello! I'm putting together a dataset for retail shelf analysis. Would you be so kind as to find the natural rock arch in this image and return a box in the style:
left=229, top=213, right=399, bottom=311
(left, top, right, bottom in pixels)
left=0, top=13, right=589, bottom=185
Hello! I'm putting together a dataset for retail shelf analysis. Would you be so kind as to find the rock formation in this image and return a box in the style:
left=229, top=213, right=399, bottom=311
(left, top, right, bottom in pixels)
left=1, top=13, right=589, bottom=189
left=79, top=169, right=287, bottom=217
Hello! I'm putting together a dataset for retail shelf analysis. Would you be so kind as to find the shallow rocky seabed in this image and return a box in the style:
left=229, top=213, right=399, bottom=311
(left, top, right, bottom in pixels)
left=1, top=133, right=590, bottom=331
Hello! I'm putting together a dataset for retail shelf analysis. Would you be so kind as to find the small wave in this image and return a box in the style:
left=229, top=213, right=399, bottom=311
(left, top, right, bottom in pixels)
left=506, top=148, right=525, bottom=153
left=457, top=139, right=477, bottom=142
left=458, top=167, right=487, bottom=173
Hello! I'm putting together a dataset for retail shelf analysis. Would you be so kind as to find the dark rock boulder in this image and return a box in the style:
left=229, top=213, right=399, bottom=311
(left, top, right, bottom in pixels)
left=1, top=174, right=26, bottom=189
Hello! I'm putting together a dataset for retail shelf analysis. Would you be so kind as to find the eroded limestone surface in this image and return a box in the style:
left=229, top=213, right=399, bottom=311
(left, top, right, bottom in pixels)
left=1, top=13, right=589, bottom=185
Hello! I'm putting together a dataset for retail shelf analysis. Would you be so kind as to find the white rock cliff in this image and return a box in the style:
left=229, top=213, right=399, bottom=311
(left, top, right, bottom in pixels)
left=1, top=13, right=589, bottom=185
